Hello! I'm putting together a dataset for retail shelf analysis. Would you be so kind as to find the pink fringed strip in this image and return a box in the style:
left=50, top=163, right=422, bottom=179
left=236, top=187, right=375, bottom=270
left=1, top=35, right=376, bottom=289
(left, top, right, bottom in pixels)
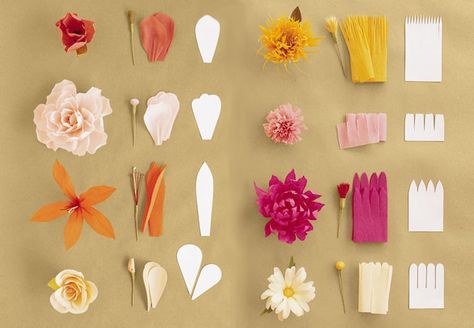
left=140, top=13, right=174, bottom=62
left=337, top=113, right=387, bottom=149
left=352, top=172, right=388, bottom=243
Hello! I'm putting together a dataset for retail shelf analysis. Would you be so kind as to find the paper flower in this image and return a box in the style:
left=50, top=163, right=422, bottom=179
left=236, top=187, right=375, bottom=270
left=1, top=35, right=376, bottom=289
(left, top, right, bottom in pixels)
left=48, top=269, right=98, bottom=314
left=144, top=92, right=180, bottom=145
left=32, top=161, right=116, bottom=249
left=254, top=170, right=324, bottom=243
left=140, top=13, right=174, bottom=62
left=56, top=13, right=95, bottom=55
left=336, top=183, right=350, bottom=237
left=33, top=80, right=112, bottom=156
left=261, top=264, right=316, bottom=321
left=259, top=7, right=321, bottom=67
left=263, top=103, right=307, bottom=145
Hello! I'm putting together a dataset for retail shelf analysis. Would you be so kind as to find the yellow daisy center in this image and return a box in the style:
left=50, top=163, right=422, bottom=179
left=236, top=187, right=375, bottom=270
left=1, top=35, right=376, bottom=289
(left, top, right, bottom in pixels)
left=283, top=287, right=295, bottom=298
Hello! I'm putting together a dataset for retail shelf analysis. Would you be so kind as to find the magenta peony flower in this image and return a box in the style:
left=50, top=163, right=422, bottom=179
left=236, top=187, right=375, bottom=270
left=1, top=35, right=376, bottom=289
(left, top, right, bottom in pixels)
left=263, top=103, right=307, bottom=145
left=254, top=170, right=324, bottom=244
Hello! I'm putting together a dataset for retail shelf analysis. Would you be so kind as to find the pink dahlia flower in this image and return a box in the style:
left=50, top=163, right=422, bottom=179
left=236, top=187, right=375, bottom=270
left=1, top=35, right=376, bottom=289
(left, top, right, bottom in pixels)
left=263, top=103, right=307, bottom=145
left=254, top=170, right=324, bottom=244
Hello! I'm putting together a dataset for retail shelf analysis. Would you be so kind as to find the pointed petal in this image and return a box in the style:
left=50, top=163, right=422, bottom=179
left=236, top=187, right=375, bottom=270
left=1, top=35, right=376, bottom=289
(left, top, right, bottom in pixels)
left=64, top=210, right=83, bottom=250
left=53, top=160, right=76, bottom=199
left=82, top=207, right=115, bottom=239
left=80, top=186, right=116, bottom=207
left=32, top=200, right=69, bottom=222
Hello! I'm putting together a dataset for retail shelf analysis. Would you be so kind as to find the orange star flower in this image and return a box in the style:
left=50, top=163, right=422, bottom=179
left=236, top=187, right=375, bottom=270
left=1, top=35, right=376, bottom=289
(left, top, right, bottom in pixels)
left=32, top=160, right=116, bottom=249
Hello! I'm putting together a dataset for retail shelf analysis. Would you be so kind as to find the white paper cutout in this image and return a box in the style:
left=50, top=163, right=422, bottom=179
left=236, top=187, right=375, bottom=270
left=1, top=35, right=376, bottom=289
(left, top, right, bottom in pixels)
left=405, top=17, right=442, bottom=82
left=192, top=264, right=222, bottom=300
left=196, top=162, right=214, bottom=236
left=409, top=263, right=444, bottom=309
left=176, top=244, right=222, bottom=300
left=405, top=113, right=444, bottom=141
left=195, top=15, right=220, bottom=63
left=177, top=244, right=203, bottom=295
left=192, top=94, right=221, bottom=140
left=144, top=91, right=180, bottom=145
left=143, top=262, right=168, bottom=312
left=359, top=262, right=393, bottom=315
left=409, top=180, right=444, bottom=232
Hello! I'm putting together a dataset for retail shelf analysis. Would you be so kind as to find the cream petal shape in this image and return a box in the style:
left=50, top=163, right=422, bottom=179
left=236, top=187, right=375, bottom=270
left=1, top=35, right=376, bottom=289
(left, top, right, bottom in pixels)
left=143, top=262, right=167, bottom=311
left=177, top=244, right=202, bottom=295
left=144, top=92, right=180, bottom=145
left=191, top=264, right=222, bottom=300
left=195, top=15, right=220, bottom=63
left=196, top=162, right=213, bottom=236
left=192, top=94, right=221, bottom=140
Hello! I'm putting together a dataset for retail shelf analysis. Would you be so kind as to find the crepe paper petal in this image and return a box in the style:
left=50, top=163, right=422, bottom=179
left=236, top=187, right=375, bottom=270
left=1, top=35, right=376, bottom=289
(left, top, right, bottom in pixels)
left=143, top=262, right=168, bottom=311
left=196, top=162, right=213, bottom=236
left=140, top=13, right=174, bottom=62
left=82, top=207, right=115, bottom=239
left=336, top=113, right=387, bottom=149
left=32, top=200, right=70, bottom=222
left=79, top=186, right=116, bottom=207
left=144, top=92, right=180, bottom=146
left=64, top=210, right=84, bottom=250
left=177, top=244, right=202, bottom=295
left=141, top=163, right=166, bottom=236
left=192, top=94, right=221, bottom=140
left=192, top=264, right=222, bottom=300
left=53, top=160, right=76, bottom=199
left=195, top=15, right=220, bottom=63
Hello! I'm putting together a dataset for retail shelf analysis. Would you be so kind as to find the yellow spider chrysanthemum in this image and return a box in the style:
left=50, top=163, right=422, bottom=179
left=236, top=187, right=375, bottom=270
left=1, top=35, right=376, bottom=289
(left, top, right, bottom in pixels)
left=259, top=17, right=321, bottom=66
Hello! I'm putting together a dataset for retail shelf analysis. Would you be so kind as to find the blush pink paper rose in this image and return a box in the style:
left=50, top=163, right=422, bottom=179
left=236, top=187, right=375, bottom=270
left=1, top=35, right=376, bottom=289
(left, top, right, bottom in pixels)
left=263, top=103, right=307, bottom=145
left=33, top=80, right=112, bottom=156
left=254, top=170, right=324, bottom=244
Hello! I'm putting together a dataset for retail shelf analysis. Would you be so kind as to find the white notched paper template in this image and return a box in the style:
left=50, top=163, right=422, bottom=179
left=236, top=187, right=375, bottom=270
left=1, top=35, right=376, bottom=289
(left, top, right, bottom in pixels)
left=359, top=262, right=393, bottom=315
left=192, top=94, right=221, bottom=140
left=409, top=263, right=444, bottom=309
left=196, top=162, right=214, bottom=237
left=176, top=244, right=222, bottom=300
left=409, top=180, right=444, bottom=232
left=143, top=262, right=168, bottom=311
left=405, top=16, right=442, bottom=82
left=195, top=15, right=220, bottom=63
left=405, top=113, right=444, bottom=141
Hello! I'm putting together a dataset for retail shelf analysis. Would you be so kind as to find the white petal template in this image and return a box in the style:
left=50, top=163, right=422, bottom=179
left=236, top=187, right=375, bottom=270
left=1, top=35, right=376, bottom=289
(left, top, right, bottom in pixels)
left=195, top=15, right=220, bottom=63
left=409, top=263, right=444, bottom=309
left=192, top=264, right=222, bottom=300
left=177, top=244, right=203, bottom=295
left=192, top=94, right=221, bottom=140
left=196, top=162, right=214, bottom=236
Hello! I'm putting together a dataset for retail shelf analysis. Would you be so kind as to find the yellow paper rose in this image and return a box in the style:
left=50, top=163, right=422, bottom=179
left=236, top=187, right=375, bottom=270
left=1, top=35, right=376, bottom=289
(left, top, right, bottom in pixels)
left=48, top=269, right=98, bottom=314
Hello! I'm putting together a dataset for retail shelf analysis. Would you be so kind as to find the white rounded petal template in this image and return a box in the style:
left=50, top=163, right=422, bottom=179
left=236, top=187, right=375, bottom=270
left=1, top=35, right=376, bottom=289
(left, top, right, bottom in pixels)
left=177, top=244, right=222, bottom=300
left=195, top=15, right=220, bottom=63
left=192, top=94, right=221, bottom=140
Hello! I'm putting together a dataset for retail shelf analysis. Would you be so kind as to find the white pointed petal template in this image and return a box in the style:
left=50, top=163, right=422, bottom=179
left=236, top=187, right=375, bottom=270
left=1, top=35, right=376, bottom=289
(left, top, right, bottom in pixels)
left=195, top=15, right=220, bottom=63
left=144, top=92, right=180, bottom=145
left=192, top=94, right=221, bottom=140
left=191, top=264, right=222, bottom=300
left=148, top=265, right=168, bottom=309
left=177, top=244, right=203, bottom=295
left=408, top=180, right=444, bottom=232
left=196, top=162, right=214, bottom=236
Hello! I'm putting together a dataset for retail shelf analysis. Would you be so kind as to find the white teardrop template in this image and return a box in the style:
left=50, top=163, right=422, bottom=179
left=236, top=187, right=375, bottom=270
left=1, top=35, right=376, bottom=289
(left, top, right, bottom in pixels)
left=192, top=94, right=221, bottom=140
left=143, top=262, right=168, bottom=312
left=177, top=244, right=203, bottom=295
left=192, top=264, right=222, bottom=300
left=195, top=15, right=220, bottom=63
left=144, top=91, right=180, bottom=146
left=196, top=162, right=213, bottom=236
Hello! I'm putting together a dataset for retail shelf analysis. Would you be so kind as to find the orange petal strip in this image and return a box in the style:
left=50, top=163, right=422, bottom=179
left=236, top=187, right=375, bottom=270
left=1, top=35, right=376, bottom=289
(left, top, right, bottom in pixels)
left=82, top=206, right=115, bottom=239
left=64, top=209, right=84, bottom=250
left=80, top=186, right=116, bottom=207
left=53, top=160, right=76, bottom=199
left=140, top=163, right=166, bottom=235
left=148, top=178, right=165, bottom=236
left=32, top=200, right=70, bottom=222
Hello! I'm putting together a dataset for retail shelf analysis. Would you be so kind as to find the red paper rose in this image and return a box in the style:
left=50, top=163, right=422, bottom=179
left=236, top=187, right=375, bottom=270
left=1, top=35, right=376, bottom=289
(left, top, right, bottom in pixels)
left=56, top=13, right=95, bottom=54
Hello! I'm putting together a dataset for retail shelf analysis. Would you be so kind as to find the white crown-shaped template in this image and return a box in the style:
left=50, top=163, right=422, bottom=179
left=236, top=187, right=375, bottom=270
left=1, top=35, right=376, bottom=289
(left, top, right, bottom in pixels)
left=192, top=94, right=221, bottom=140
left=405, top=113, right=444, bottom=141
left=409, top=180, right=444, bottom=232
left=195, top=15, right=220, bottom=63
left=409, top=263, right=444, bottom=309
left=196, top=162, right=213, bottom=236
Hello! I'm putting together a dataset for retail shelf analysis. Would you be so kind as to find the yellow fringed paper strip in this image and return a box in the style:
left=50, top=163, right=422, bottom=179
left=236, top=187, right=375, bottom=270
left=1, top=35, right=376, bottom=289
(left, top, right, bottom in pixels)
left=341, top=16, right=387, bottom=83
